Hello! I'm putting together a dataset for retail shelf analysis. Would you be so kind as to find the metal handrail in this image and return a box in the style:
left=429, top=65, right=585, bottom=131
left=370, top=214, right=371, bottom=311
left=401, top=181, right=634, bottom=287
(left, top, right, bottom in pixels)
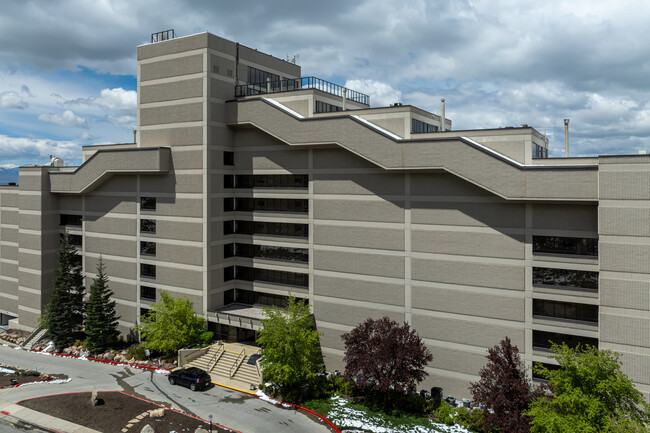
left=255, top=357, right=262, bottom=381
left=229, top=349, right=246, bottom=378
left=235, top=76, right=370, bottom=105
left=208, top=342, right=225, bottom=371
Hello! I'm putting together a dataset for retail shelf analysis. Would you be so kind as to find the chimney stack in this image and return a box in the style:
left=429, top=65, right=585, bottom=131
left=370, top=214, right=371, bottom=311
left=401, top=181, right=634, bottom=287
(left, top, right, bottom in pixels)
left=564, top=119, right=570, bottom=157
left=440, top=99, right=446, bottom=132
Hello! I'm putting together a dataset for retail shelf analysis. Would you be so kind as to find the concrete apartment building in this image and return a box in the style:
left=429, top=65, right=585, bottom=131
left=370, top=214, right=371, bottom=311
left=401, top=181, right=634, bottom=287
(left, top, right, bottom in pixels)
left=0, top=31, right=648, bottom=399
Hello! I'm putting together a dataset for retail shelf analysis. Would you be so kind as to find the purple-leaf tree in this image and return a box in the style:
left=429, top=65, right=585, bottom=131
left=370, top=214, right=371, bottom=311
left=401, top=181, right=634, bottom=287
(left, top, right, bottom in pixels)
left=342, top=316, right=433, bottom=393
left=470, top=336, right=544, bottom=433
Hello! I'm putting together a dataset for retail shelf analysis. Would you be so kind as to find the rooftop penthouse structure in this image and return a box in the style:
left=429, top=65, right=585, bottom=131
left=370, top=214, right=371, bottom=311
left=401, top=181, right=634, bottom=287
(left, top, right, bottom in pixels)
left=0, top=31, right=648, bottom=400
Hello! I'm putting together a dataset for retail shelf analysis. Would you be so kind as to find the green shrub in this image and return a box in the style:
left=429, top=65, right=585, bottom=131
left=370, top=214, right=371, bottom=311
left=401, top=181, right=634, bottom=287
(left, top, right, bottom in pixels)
left=432, top=401, right=456, bottom=425
left=126, top=344, right=147, bottom=360
left=18, top=370, right=40, bottom=377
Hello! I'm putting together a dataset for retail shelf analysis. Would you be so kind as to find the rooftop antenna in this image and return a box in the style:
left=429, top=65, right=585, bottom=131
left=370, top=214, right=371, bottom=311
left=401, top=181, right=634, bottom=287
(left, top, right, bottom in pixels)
left=286, top=53, right=299, bottom=64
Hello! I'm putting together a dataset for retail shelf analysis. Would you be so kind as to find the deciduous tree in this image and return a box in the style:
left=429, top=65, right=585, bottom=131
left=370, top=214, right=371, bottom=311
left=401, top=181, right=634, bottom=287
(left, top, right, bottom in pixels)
left=526, top=343, right=650, bottom=433
left=257, top=295, right=322, bottom=401
left=137, top=290, right=212, bottom=353
left=46, top=233, right=85, bottom=349
left=84, top=257, right=120, bottom=352
left=341, top=316, right=433, bottom=393
left=470, top=337, right=543, bottom=433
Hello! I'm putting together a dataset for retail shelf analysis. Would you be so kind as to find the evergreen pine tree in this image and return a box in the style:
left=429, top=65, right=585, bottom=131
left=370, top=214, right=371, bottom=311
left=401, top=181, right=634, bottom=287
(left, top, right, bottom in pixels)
left=46, top=233, right=85, bottom=349
left=85, top=257, right=120, bottom=353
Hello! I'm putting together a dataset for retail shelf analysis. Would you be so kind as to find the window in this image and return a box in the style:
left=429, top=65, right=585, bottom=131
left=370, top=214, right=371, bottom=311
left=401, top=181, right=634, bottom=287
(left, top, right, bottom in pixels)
left=224, top=220, right=308, bottom=238
left=233, top=265, right=308, bottom=287
left=533, top=330, right=598, bottom=350
left=224, top=266, right=235, bottom=282
left=61, top=233, right=83, bottom=247
left=224, top=288, right=293, bottom=308
left=224, top=243, right=234, bottom=259
left=223, top=151, right=234, bottom=166
left=230, top=198, right=308, bottom=213
left=60, top=214, right=82, bottom=226
left=224, top=174, right=308, bottom=189
left=247, top=66, right=279, bottom=85
left=533, top=236, right=598, bottom=256
left=141, top=197, right=156, bottom=210
left=141, top=264, right=156, bottom=278
left=315, top=101, right=343, bottom=113
left=223, top=197, right=235, bottom=212
left=140, top=241, right=156, bottom=256
left=533, top=144, right=548, bottom=159
left=533, top=267, right=598, bottom=291
left=140, top=307, right=153, bottom=319
left=140, top=219, right=156, bottom=234
left=229, top=243, right=308, bottom=262
left=411, top=119, right=438, bottom=133
left=140, top=286, right=156, bottom=301
left=533, top=299, right=598, bottom=323
left=532, top=362, right=561, bottom=380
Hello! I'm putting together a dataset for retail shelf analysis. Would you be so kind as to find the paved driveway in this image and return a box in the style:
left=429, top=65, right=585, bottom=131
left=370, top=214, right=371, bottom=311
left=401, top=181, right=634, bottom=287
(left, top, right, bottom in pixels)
left=0, top=345, right=332, bottom=433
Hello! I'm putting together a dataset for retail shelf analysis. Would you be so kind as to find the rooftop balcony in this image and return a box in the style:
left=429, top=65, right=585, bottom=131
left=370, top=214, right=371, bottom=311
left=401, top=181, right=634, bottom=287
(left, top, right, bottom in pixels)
left=235, top=76, right=370, bottom=106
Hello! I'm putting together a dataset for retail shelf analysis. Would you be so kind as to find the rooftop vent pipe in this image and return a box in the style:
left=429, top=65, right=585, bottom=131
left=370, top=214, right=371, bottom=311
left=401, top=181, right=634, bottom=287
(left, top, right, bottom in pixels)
left=564, top=119, right=570, bottom=157
left=440, top=99, right=446, bottom=132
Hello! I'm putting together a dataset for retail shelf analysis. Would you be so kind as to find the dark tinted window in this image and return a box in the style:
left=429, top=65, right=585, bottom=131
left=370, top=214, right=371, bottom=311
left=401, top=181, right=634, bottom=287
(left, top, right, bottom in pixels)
left=62, top=233, right=83, bottom=247
left=223, top=151, right=234, bottom=166
left=141, top=197, right=156, bottom=210
left=412, top=119, right=438, bottom=133
left=533, top=299, right=598, bottom=323
left=224, top=220, right=308, bottom=238
left=315, top=101, right=343, bottom=113
left=533, top=236, right=598, bottom=256
left=533, top=330, right=598, bottom=350
left=247, top=66, right=279, bottom=84
left=230, top=198, right=308, bottom=213
left=140, top=241, right=156, bottom=256
left=223, top=266, right=235, bottom=282
left=533, top=267, right=598, bottom=291
left=234, top=265, right=308, bottom=288
left=140, top=286, right=156, bottom=300
left=224, top=174, right=308, bottom=189
left=140, top=219, right=156, bottom=233
left=141, top=264, right=156, bottom=278
left=60, top=214, right=82, bottom=226
left=229, top=243, right=308, bottom=262
left=225, top=288, right=294, bottom=308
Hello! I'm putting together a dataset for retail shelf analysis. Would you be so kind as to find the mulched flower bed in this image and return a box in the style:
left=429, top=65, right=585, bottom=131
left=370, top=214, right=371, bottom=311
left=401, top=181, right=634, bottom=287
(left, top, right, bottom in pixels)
left=18, top=391, right=236, bottom=433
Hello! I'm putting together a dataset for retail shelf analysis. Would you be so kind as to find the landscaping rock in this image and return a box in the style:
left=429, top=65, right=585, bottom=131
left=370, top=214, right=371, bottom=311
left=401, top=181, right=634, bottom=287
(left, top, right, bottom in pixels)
left=141, top=424, right=154, bottom=433
left=149, top=408, right=165, bottom=418
left=62, top=348, right=73, bottom=355
left=195, top=429, right=209, bottom=433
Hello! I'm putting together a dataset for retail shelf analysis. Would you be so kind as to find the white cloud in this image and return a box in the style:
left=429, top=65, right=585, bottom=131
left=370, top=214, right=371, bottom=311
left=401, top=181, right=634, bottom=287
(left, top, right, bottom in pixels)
left=345, top=79, right=402, bottom=108
left=106, top=114, right=136, bottom=129
left=66, top=87, right=136, bottom=114
left=39, top=110, right=88, bottom=128
left=0, top=163, right=18, bottom=169
left=0, top=91, right=28, bottom=109
left=0, top=134, right=82, bottom=165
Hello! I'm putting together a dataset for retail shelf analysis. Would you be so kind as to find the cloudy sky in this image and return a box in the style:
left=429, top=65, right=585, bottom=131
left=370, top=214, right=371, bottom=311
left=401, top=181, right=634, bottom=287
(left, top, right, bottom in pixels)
left=1, top=0, right=650, bottom=169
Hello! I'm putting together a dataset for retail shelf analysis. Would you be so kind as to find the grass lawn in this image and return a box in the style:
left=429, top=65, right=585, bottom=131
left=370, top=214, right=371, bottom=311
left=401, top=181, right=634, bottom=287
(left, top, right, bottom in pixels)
left=304, top=395, right=473, bottom=433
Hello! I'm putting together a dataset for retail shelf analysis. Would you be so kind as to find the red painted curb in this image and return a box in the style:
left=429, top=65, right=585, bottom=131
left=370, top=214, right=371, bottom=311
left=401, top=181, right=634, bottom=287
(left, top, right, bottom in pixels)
left=0, top=410, right=10, bottom=415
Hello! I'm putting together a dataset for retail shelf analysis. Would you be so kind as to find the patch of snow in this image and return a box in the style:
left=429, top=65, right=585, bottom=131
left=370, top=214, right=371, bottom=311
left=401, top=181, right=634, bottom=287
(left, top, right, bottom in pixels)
left=155, top=369, right=170, bottom=375
left=17, top=378, right=72, bottom=387
left=0, top=367, right=15, bottom=373
left=40, top=341, right=55, bottom=353
left=326, top=396, right=472, bottom=433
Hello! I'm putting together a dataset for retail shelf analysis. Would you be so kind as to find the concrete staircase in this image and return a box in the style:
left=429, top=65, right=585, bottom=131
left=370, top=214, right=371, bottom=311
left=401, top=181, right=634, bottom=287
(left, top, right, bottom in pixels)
left=21, top=326, right=47, bottom=350
left=187, top=343, right=262, bottom=389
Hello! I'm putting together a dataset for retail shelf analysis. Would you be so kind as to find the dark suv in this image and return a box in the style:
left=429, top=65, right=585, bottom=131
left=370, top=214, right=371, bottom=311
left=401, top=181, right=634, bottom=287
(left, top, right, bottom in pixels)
left=168, top=367, right=212, bottom=391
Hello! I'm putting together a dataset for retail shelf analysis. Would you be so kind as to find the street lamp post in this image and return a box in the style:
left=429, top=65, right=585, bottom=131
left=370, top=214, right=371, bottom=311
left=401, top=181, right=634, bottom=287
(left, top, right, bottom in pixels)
left=208, top=414, right=213, bottom=433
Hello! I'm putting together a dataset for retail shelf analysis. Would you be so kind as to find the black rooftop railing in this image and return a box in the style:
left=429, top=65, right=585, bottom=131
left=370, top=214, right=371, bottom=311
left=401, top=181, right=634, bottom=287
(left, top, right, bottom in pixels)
left=151, top=29, right=175, bottom=43
left=235, top=76, right=370, bottom=106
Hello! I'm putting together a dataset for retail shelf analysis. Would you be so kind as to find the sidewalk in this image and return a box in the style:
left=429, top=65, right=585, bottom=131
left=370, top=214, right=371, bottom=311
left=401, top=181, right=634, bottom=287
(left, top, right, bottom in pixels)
left=0, top=398, right=100, bottom=433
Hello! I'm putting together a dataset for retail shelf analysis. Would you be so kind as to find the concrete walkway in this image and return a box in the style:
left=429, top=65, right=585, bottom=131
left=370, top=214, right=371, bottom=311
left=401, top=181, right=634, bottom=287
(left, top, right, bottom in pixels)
left=0, top=399, right=100, bottom=433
